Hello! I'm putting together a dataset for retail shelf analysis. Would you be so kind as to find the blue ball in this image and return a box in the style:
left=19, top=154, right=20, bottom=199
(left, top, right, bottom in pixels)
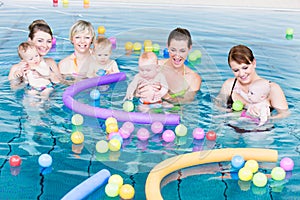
left=231, top=155, right=245, bottom=170
left=90, top=89, right=100, bottom=100
left=163, top=48, right=169, bottom=58
left=111, top=134, right=123, bottom=144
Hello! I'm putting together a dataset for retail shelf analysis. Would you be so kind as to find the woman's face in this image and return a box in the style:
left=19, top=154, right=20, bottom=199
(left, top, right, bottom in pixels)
left=168, top=39, right=190, bottom=69
left=72, top=30, right=93, bottom=54
left=29, top=30, right=52, bottom=57
left=229, top=59, right=256, bottom=85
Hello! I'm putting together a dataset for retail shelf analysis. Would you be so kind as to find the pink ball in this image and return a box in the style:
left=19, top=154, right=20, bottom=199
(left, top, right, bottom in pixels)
left=137, top=128, right=150, bottom=141
left=162, top=130, right=175, bottom=142
left=192, top=128, right=205, bottom=140
left=151, top=121, right=164, bottom=134
left=121, top=121, right=135, bottom=133
left=280, top=157, right=294, bottom=171
left=119, top=127, right=131, bottom=139
left=109, top=37, right=117, bottom=45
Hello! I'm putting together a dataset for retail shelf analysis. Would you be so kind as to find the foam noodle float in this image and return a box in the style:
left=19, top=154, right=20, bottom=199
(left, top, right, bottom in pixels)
left=145, top=148, right=278, bottom=200
left=62, top=72, right=180, bottom=125
left=61, top=169, right=111, bottom=200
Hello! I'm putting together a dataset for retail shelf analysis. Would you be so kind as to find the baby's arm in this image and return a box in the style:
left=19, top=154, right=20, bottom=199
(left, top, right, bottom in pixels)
left=125, top=74, right=140, bottom=100
left=258, top=104, right=270, bottom=126
left=106, top=60, right=120, bottom=74
left=8, top=61, right=28, bottom=81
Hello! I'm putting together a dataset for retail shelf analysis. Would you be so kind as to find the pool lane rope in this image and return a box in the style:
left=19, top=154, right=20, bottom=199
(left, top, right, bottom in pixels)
left=61, top=169, right=111, bottom=200
left=145, top=148, right=278, bottom=200
left=62, top=72, right=180, bottom=125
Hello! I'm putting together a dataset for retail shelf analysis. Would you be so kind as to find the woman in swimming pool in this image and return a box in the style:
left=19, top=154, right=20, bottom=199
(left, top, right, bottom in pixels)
left=136, top=27, right=202, bottom=103
left=8, top=19, right=61, bottom=88
left=58, top=20, right=95, bottom=83
left=216, top=44, right=289, bottom=119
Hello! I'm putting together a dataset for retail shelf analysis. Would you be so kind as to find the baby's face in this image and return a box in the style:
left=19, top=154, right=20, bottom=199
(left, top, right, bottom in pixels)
left=138, top=64, right=158, bottom=80
left=22, top=47, right=41, bottom=67
left=93, top=46, right=111, bottom=65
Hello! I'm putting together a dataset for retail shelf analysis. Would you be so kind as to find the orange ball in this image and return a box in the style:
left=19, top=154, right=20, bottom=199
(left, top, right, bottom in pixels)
left=119, top=184, right=135, bottom=199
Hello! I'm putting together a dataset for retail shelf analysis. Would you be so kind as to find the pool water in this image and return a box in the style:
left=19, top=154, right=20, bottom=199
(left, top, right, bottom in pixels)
left=0, top=1, right=299, bottom=199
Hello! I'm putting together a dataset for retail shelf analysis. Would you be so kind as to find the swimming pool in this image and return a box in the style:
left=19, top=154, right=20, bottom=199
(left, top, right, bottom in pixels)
left=0, top=0, right=299, bottom=199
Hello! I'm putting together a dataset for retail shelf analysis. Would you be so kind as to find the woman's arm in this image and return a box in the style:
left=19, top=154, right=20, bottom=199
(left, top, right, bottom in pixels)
left=45, top=58, right=62, bottom=83
left=269, top=82, right=290, bottom=119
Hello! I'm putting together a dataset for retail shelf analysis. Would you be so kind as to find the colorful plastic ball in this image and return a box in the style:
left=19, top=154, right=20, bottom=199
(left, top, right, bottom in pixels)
left=108, top=174, right=124, bottom=188
left=232, top=100, right=244, bottom=111
left=151, top=121, right=164, bottom=134
left=119, top=184, right=135, bottom=199
left=9, top=155, right=22, bottom=167
left=143, top=39, right=152, bottom=47
left=105, top=117, right=118, bottom=126
left=231, top=155, right=245, bottom=170
left=97, top=26, right=106, bottom=34
left=106, top=123, right=119, bottom=134
left=71, top=114, right=84, bottom=126
left=206, top=130, right=217, bottom=141
left=63, top=0, right=69, bottom=4
left=162, top=130, right=175, bottom=142
left=253, top=172, right=268, bottom=187
left=71, top=131, right=85, bottom=144
left=193, top=50, right=202, bottom=58
left=271, top=167, right=286, bottom=181
left=95, top=140, right=109, bottom=153
left=111, top=134, right=123, bottom=144
left=188, top=52, right=198, bottom=62
left=125, top=42, right=133, bottom=51
left=108, top=139, right=121, bottom=152
left=192, top=128, right=205, bottom=140
left=38, top=154, right=53, bottom=168
left=119, top=127, right=131, bottom=139
left=244, top=160, right=259, bottom=173
left=280, top=157, right=294, bottom=171
left=123, top=101, right=134, bottom=112
left=144, top=45, right=153, bottom=52
left=152, top=43, right=160, bottom=52
left=90, top=89, right=100, bottom=100
left=286, top=28, right=294, bottom=36
left=286, top=34, right=293, bottom=40
left=121, top=121, right=135, bottom=133
left=52, top=37, right=56, bottom=46
left=109, top=37, right=117, bottom=46
left=133, top=42, right=142, bottom=51
left=163, top=48, right=169, bottom=58
left=105, top=183, right=119, bottom=197
left=238, top=167, right=253, bottom=181
left=137, top=128, right=150, bottom=141
left=108, top=132, right=120, bottom=140
left=175, top=124, right=187, bottom=137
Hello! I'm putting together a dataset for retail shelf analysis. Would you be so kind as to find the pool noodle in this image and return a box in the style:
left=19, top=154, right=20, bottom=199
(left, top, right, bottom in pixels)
left=61, top=169, right=111, bottom=200
left=62, top=72, right=180, bottom=125
left=145, top=148, right=278, bottom=200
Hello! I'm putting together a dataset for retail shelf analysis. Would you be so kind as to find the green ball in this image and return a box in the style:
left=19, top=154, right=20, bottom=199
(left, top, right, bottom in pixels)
left=152, top=43, right=160, bottom=52
left=286, top=28, right=294, bottom=35
left=188, top=52, right=198, bottom=62
left=193, top=50, right=202, bottom=58
left=123, top=101, right=134, bottom=112
left=232, top=100, right=244, bottom=111
left=175, top=124, right=187, bottom=136
left=271, top=167, right=286, bottom=181
left=105, top=183, right=119, bottom=197
left=253, top=172, right=268, bottom=187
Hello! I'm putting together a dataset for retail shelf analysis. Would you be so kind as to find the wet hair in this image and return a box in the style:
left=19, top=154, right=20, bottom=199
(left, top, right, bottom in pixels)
left=138, top=52, right=158, bottom=65
left=228, top=45, right=255, bottom=66
left=94, top=36, right=112, bottom=51
left=28, top=19, right=53, bottom=40
left=17, top=41, right=36, bottom=59
left=69, top=20, right=95, bottom=43
left=167, top=27, right=192, bottom=48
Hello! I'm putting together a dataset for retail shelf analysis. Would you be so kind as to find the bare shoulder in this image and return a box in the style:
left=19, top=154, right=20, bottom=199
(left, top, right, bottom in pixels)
left=158, top=59, right=167, bottom=66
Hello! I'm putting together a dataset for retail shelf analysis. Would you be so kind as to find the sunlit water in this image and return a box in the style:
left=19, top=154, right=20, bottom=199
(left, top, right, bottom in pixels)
left=0, top=1, right=299, bottom=199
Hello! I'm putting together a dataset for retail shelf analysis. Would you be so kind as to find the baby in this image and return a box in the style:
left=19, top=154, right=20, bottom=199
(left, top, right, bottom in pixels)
left=87, top=36, right=120, bottom=77
left=17, top=42, right=53, bottom=97
left=242, top=79, right=271, bottom=126
left=125, top=52, right=168, bottom=105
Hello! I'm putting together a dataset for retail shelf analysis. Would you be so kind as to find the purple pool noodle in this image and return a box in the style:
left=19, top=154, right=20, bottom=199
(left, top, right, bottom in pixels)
left=61, top=169, right=111, bottom=200
left=62, top=72, right=180, bottom=125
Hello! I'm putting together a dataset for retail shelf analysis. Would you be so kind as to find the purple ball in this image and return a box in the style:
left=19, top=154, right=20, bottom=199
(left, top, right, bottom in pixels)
left=162, top=130, right=175, bottom=142
left=137, top=128, right=150, bottom=141
left=192, top=128, right=205, bottom=140
left=121, top=121, right=135, bottom=133
left=151, top=121, right=164, bottom=134
left=119, top=127, right=131, bottom=139
left=280, top=157, right=294, bottom=171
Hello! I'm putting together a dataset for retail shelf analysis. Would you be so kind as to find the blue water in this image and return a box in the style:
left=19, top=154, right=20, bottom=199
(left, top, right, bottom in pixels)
left=0, top=1, right=299, bottom=199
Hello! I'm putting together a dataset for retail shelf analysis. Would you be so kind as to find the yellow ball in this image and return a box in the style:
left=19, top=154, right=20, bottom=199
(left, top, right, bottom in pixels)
left=63, top=0, right=69, bottom=4
left=244, top=160, right=259, bottom=173
left=105, top=183, right=119, bottom=197
left=108, top=139, right=121, bottom=151
left=252, top=172, right=268, bottom=187
left=133, top=42, right=142, bottom=51
left=271, top=167, right=286, bottom=181
left=238, top=167, right=253, bottom=181
left=119, top=184, right=135, bottom=199
left=193, top=50, right=202, bottom=58
left=144, top=45, right=153, bottom=52
left=125, top=42, right=133, bottom=51
left=83, top=0, right=90, bottom=4
left=97, top=26, right=106, bottom=34
left=71, top=114, right=84, bottom=126
left=108, top=174, right=124, bottom=188
left=143, top=39, right=152, bottom=47
left=175, top=124, right=187, bottom=136
left=71, top=131, right=84, bottom=144
left=105, top=117, right=118, bottom=126
left=95, top=140, right=109, bottom=153
left=106, top=123, right=119, bottom=134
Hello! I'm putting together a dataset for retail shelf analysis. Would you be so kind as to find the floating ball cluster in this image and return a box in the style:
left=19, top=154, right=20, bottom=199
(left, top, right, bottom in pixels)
left=105, top=174, right=135, bottom=199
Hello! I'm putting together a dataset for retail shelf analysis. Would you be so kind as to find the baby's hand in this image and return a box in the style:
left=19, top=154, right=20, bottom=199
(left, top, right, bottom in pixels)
left=152, top=81, right=162, bottom=92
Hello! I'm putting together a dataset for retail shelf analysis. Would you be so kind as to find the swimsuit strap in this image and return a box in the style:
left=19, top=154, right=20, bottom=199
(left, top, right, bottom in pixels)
left=73, top=53, right=79, bottom=74
left=230, top=78, right=237, bottom=96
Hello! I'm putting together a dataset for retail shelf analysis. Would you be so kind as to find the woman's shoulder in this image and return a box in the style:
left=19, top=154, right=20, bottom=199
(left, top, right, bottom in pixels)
left=158, top=59, right=168, bottom=66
